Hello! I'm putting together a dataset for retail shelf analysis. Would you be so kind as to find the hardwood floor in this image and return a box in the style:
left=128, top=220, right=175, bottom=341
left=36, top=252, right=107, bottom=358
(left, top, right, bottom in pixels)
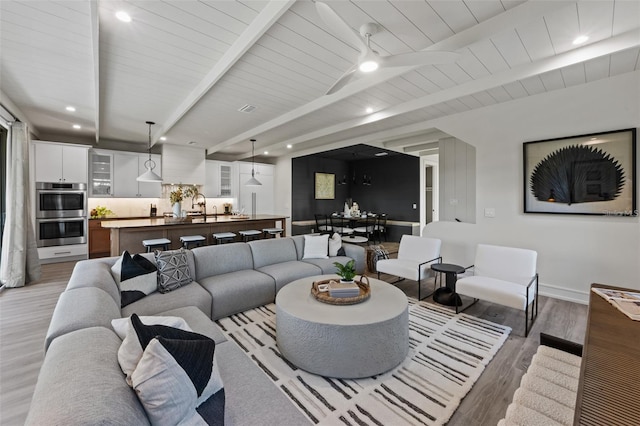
left=0, top=261, right=74, bottom=426
left=0, top=258, right=588, bottom=426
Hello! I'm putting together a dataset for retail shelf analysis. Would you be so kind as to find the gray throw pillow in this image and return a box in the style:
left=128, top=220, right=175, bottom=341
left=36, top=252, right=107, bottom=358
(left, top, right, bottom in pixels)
left=155, top=248, right=193, bottom=293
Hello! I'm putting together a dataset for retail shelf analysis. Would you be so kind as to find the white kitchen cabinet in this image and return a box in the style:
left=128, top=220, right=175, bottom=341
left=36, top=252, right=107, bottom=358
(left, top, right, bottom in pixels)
left=89, top=150, right=114, bottom=197
left=113, top=152, right=162, bottom=198
left=38, top=243, right=87, bottom=264
left=113, top=153, right=139, bottom=197
left=33, top=141, right=88, bottom=183
left=238, top=163, right=274, bottom=215
left=238, top=161, right=273, bottom=176
left=204, top=160, right=237, bottom=198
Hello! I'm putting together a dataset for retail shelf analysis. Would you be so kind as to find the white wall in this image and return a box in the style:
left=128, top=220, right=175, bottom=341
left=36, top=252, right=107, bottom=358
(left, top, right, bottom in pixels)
left=430, top=71, right=640, bottom=303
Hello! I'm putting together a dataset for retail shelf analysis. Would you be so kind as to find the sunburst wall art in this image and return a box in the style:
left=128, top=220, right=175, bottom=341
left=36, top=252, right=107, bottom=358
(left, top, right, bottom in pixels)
left=523, top=128, right=636, bottom=216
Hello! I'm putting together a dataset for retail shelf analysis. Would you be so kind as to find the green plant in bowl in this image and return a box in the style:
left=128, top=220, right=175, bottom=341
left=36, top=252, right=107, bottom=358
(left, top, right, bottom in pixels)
left=333, top=259, right=356, bottom=282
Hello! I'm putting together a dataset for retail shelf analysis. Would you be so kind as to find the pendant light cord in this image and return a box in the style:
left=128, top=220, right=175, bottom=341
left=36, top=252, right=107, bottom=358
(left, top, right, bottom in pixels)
left=145, top=121, right=155, bottom=169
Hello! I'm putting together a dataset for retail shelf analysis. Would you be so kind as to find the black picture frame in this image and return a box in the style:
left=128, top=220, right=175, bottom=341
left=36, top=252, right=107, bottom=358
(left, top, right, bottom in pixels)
left=523, top=128, right=636, bottom=216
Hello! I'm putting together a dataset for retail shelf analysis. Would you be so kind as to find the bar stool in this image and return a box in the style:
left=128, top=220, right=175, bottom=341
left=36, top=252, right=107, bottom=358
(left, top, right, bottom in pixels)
left=142, top=238, right=171, bottom=252
left=239, top=230, right=261, bottom=242
left=213, top=232, right=237, bottom=244
left=262, top=228, right=283, bottom=239
left=180, top=235, right=206, bottom=249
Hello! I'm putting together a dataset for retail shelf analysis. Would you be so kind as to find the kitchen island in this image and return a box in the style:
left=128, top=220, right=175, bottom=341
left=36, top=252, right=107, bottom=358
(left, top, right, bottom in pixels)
left=101, top=215, right=287, bottom=256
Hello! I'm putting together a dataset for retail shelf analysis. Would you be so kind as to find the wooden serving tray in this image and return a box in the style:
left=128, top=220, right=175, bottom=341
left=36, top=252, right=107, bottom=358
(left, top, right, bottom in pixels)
left=311, top=276, right=370, bottom=305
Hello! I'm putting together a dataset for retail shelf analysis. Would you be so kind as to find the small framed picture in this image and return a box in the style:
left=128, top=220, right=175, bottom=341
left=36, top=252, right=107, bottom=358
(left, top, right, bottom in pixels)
left=523, top=128, right=636, bottom=215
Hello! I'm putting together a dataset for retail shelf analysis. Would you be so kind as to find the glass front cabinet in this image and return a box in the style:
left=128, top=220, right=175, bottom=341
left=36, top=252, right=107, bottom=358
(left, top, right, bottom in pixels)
left=89, top=150, right=114, bottom=197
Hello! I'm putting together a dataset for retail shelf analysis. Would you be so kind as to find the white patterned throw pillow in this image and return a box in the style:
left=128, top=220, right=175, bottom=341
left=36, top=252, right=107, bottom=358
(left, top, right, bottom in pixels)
left=116, top=314, right=193, bottom=385
left=129, top=314, right=225, bottom=425
left=328, top=232, right=342, bottom=257
left=110, top=251, right=157, bottom=307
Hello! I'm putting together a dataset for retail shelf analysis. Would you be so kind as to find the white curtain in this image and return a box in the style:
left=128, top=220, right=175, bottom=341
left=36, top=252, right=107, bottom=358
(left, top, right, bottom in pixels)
left=0, top=122, right=41, bottom=288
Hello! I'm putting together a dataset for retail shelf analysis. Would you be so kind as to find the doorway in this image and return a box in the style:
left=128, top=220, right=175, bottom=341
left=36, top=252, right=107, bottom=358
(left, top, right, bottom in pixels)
left=420, top=156, right=438, bottom=233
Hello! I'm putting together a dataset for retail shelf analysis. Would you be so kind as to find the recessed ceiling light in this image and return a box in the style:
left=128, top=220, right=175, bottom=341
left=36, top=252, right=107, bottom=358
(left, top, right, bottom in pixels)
left=573, top=35, right=589, bottom=45
left=72, top=124, right=81, bottom=129
left=286, top=144, right=292, bottom=149
left=65, top=106, right=76, bottom=112
left=374, top=152, right=388, bottom=157
left=365, top=107, right=374, bottom=114
left=188, top=141, right=197, bottom=145
left=160, top=136, right=167, bottom=141
left=115, top=11, right=132, bottom=23
left=263, top=151, right=269, bottom=155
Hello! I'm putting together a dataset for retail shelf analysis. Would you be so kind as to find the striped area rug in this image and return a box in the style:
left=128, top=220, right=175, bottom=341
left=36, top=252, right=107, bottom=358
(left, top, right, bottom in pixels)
left=215, top=299, right=511, bottom=425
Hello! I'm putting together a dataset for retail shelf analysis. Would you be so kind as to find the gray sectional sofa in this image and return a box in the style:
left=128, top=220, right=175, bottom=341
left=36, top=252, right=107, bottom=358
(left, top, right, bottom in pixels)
left=26, top=235, right=365, bottom=425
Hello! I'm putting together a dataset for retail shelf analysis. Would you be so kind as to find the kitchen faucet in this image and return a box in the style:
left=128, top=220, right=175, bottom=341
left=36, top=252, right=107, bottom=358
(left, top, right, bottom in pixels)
left=191, top=193, right=207, bottom=220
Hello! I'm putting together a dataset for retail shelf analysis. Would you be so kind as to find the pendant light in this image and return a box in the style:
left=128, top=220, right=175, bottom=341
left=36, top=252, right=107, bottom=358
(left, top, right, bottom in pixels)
left=137, top=121, right=162, bottom=182
left=245, top=138, right=262, bottom=186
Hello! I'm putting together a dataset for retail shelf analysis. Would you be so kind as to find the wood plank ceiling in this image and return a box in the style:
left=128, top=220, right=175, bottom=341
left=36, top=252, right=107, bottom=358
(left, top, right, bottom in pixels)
left=1, top=0, right=639, bottom=161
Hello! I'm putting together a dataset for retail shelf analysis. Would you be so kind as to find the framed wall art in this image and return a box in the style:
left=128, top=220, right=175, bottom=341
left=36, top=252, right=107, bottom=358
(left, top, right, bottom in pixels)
left=314, top=172, right=335, bottom=200
left=523, top=128, right=636, bottom=216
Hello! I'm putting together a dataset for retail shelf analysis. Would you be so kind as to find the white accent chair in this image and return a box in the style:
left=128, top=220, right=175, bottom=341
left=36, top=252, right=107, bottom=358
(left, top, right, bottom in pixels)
left=376, top=235, right=442, bottom=300
left=455, top=244, right=538, bottom=337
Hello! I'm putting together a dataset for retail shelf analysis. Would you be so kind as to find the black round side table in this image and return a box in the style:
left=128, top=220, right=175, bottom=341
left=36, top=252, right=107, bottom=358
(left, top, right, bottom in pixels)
left=431, top=263, right=465, bottom=306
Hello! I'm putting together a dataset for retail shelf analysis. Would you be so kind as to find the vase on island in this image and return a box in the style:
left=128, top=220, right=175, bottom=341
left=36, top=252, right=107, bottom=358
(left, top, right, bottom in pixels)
left=172, top=202, right=181, bottom=218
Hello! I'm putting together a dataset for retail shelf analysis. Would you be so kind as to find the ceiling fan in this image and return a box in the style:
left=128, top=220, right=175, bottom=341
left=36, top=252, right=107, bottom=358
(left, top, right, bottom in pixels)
left=316, top=1, right=460, bottom=95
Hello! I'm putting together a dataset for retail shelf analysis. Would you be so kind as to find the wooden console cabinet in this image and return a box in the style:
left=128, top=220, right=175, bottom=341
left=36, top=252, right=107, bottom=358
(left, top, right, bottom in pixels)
left=573, top=284, right=640, bottom=425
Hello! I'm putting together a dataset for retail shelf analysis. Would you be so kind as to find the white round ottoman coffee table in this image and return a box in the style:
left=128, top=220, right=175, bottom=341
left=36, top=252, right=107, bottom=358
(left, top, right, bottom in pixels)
left=276, top=274, right=409, bottom=379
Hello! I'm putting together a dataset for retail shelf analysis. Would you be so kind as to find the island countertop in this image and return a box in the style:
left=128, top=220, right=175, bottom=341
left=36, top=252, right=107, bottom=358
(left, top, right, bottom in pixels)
left=101, top=214, right=287, bottom=229
left=102, top=215, right=288, bottom=256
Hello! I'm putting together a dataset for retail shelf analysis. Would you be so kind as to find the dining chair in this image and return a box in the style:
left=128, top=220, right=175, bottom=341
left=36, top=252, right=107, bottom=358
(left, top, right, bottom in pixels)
left=330, top=215, right=354, bottom=236
left=372, top=214, right=387, bottom=243
left=353, top=215, right=376, bottom=243
left=314, top=214, right=332, bottom=234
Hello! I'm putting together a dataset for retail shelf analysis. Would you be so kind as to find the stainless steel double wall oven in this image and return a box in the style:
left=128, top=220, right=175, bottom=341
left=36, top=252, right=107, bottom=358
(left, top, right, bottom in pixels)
left=35, top=182, right=87, bottom=247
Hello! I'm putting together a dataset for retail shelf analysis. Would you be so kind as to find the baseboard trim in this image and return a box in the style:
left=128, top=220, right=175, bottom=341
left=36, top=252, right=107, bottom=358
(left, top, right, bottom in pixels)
left=539, top=283, right=589, bottom=305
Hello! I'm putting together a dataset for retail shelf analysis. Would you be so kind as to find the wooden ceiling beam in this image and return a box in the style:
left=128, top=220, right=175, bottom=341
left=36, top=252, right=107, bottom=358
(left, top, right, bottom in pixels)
left=154, top=0, right=296, bottom=147
left=210, top=0, right=574, bottom=155
left=254, top=27, right=640, bottom=155
left=90, top=0, right=100, bottom=143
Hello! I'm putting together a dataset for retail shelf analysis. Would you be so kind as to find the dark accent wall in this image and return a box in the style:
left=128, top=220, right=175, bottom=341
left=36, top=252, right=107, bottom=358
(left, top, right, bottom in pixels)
left=292, top=153, right=419, bottom=222
left=292, top=156, right=350, bottom=220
